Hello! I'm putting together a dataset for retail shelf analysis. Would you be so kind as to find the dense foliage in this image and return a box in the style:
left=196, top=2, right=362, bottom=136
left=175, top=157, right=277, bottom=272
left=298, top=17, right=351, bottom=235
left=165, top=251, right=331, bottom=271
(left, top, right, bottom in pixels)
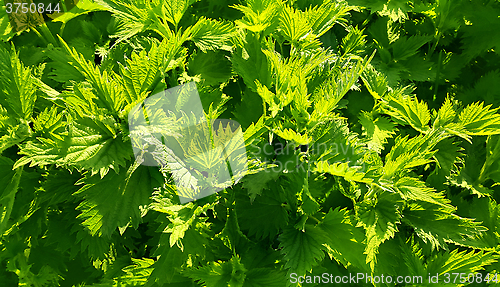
left=1, top=0, right=500, bottom=286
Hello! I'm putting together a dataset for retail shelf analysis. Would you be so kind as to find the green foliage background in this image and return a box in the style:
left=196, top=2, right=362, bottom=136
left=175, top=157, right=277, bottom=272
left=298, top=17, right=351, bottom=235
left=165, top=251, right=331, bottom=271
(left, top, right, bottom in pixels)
left=1, top=0, right=500, bottom=286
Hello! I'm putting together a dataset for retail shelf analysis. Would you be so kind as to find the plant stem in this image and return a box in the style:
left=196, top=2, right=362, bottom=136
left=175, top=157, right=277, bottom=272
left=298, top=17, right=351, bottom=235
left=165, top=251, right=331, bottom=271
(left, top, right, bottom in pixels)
left=41, top=23, right=58, bottom=45
left=433, top=50, right=443, bottom=101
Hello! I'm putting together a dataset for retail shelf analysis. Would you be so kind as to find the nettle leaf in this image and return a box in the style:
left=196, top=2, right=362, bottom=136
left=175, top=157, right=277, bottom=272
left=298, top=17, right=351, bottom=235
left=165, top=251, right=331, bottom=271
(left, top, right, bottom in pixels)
left=448, top=172, right=494, bottom=198
left=190, top=17, right=235, bottom=52
left=0, top=105, right=15, bottom=131
left=461, top=70, right=500, bottom=107
left=431, top=137, right=464, bottom=176
left=242, top=116, right=267, bottom=145
left=235, top=188, right=288, bottom=239
left=315, top=161, right=372, bottom=183
left=403, top=201, right=488, bottom=251
left=399, top=236, right=427, bottom=279
left=319, top=207, right=370, bottom=272
left=309, top=118, right=366, bottom=165
left=0, top=111, right=31, bottom=154
left=460, top=2, right=500, bottom=61
left=15, top=113, right=132, bottom=177
left=399, top=54, right=435, bottom=82
left=119, top=39, right=174, bottom=104
left=458, top=102, right=500, bottom=136
left=311, top=55, right=371, bottom=123
left=358, top=112, right=397, bottom=153
left=0, top=157, right=22, bottom=237
left=310, top=79, right=345, bottom=122
left=394, top=177, right=451, bottom=207
left=243, top=268, right=285, bottom=287
left=261, top=49, right=336, bottom=117
left=383, top=87, right=431, bottom=133
left=300, top=190, right=320, bottom=216
left=75, top=227, right=114, bottom=262
left=184, top=256, right=247, bottom=287
left=241, top=169, right=280, bottom=200
left=273, top=128, right=311, bottom=145
left=74, top=164, right=155, bottom=237
left=255, top=81, right=282, bottom=117
left=426, top=249, right=499, bottom=286
left=361, top=66, right=388, bottom=100
left=113, top=258, right=155, bottom=286
left=59, top=36, right=125, bottom=115
left=447, top=137, right=494, bottom=197
left=96, top=0, right=158, bottom=42
left=481, top=135, right=500, bottom=183
left=66, top=83, right=107, bottom=116
left=383, top=132, right=444, bottom=178
left=149, top=238, right=188, bottom=285
left=233, top=90, right=264, bottom=129
left=305, top=1, right=350, bottom=38
left=147, top=202, right=211, bottom=286
left=188, top=51, right=232, bottom=86
left=341, top=26, right=367, bottom=55
left=355, top=191, right=403, bottom=270
left=278, top=224, right=327, bottom=276
left=283, top=170, right=318, bottom=216
left=0, top=45, right=36, bottom=120
left=433, top=97, right=457, bottom=128
left=162, top=0, right=195, bottom=28
left=139, top=115, right=247, bottom=203
left=33, top=106, right=64, bottom=139
left=151, top=200, right=211, bottom=249
left=218, top=209, right=250, bottom=252
left=456, top=197, right=500, bottom=248
left=279, top=5, right=311, bottom=44
left=46, top=46, right=87, bottom=83
left=390, top=35, right=432, bottom=61
left=232, top=0, right=282, bottom=34
left=231, top=33, right=273, bottom=92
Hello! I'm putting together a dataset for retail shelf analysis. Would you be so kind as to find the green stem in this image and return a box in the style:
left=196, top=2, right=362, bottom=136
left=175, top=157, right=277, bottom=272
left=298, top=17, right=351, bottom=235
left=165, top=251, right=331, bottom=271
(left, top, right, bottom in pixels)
left=290, top=42, right=297, bottom=57
left=428, top=33, right=441, bottom=59
left=59, top=22, right=66, bottom=37
left=360, top=12, right=374, bottom=29
left=478, top=135, right=500, bottom=183
left=39, top=23, right=57, bottom=46
left=60, top=0, right=68, bottom=13
left=309, top=215, right=321, bottom=224
left=433, top=50, right=443, bottom=101
left=31, top=27, right=47, bottom=45
left=0, top=167, right=23, bottom=237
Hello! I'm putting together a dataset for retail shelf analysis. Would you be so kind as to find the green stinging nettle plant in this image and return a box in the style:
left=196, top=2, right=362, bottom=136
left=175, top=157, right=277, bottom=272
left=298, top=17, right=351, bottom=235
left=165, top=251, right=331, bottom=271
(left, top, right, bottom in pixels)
left=1, top=0, right=500, bottom=286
